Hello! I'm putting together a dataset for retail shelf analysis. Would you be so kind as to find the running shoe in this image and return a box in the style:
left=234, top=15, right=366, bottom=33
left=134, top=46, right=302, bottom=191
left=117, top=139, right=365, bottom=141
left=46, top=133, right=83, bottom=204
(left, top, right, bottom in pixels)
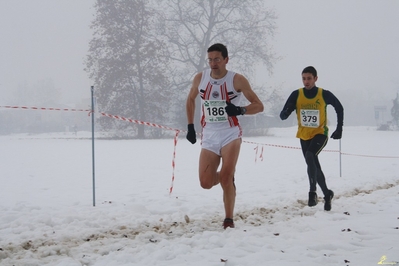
left=308, top=192, right=318, bottom=207
left=324, top=190, right=334, bottom=211
left=223, top=218, right=235, bottom=229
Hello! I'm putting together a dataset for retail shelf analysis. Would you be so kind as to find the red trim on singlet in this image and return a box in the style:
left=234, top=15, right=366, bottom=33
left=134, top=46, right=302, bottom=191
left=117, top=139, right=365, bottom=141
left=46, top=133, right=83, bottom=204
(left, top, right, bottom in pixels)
left=201, top=105, right=205, bottom=127
left=221, top=83, right=226, bottom=100
left=201, top=82, right=213, bottom=127
left=204, top=82, right=212, bottom=99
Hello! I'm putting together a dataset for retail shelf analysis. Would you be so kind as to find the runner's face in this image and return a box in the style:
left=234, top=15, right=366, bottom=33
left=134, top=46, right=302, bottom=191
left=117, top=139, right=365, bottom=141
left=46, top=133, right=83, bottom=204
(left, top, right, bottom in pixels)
left=302, top=73, right=317, bottom=89
left=207, top=51, right=227, bottom=72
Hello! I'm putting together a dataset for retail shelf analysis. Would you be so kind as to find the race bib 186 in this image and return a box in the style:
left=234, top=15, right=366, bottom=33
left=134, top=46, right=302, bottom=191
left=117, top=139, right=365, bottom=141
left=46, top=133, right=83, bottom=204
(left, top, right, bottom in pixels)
left=204, top=100, right=228, bottom=122
left=300, top=109, right=320, bottom=128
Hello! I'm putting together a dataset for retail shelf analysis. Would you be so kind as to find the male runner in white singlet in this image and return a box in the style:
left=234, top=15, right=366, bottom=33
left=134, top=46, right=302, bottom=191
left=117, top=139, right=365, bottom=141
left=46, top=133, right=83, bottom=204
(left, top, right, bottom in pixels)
left=185, top=43, right=264, bottom=229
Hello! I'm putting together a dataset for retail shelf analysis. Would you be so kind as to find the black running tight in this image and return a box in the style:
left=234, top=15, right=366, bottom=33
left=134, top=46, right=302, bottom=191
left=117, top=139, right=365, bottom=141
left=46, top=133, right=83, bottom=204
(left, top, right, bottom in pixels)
left=300, top=134, right=329, bottom=195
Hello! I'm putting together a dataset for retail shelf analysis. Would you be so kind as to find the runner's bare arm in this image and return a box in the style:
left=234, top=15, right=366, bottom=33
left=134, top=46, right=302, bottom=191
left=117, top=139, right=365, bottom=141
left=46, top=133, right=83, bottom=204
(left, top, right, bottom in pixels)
left=233, top=74, right=264, bottom=115
left=186, top=73, right=202, bottom=124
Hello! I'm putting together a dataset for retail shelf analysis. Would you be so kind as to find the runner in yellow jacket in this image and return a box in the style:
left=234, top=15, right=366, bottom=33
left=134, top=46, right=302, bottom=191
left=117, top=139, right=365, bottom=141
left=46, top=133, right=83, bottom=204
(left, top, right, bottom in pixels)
left=280, top=66, right=344, bottom=211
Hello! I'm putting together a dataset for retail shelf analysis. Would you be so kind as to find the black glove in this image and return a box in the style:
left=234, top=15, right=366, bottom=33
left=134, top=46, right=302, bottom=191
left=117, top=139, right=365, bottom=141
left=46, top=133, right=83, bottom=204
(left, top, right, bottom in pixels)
left=186, top=124, right=196, bottom=144
left=225, top=101, right=243, bottom=116
left=330, top=127, right=342, bottom=139
left=280, top=109, right=290, bottom=120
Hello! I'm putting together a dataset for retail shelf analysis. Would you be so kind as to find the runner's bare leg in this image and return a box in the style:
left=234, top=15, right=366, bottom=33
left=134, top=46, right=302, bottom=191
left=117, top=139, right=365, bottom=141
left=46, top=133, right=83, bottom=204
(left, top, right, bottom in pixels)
left=220, top=138, right=241, bottom=219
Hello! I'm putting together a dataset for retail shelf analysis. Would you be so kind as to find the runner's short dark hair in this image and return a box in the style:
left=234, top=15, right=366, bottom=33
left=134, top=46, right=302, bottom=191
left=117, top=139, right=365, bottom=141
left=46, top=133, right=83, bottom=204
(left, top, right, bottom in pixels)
left=302, top=66, right=317, bottom=77
left=207, top=43, right=228, bottom=58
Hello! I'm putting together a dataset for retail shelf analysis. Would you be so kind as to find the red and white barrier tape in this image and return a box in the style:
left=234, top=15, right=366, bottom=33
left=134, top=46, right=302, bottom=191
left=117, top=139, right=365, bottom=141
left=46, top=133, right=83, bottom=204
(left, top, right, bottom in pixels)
left=99, top=112, right=182, bottom=133
left=3, top=105, right=399, bottom=193
left=0, top=105, right=91, bottom=112
left=340, top=152, right=399, bottom=159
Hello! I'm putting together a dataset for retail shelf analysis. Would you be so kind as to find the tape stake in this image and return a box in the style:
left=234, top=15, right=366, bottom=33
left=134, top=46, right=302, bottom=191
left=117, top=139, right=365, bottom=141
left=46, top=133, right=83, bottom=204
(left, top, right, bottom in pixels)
left=254, top=145, right=259, bottom=163
left=260, top=146, right=264, bottom=161
left=169, top=130, right=180, bottom=195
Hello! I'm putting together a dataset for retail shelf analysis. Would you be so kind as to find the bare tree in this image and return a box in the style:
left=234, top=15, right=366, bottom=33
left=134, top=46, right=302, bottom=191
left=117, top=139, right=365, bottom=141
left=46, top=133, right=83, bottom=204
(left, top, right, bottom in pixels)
left=158, top=0, right=279, bottom=128
left=85, top=0, right=279, bottom=136
left=86, top=0, right=170, bottom=138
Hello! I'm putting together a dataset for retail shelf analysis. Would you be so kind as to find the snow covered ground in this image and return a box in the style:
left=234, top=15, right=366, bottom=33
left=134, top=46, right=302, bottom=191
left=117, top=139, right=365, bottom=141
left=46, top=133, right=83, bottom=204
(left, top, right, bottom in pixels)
left=0, top=126, right=398, bottom=266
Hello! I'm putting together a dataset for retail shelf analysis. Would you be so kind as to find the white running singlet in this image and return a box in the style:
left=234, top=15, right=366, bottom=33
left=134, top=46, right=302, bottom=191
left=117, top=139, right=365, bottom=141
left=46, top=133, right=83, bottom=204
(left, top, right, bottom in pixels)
left=199, top=69, right=243, bottom=130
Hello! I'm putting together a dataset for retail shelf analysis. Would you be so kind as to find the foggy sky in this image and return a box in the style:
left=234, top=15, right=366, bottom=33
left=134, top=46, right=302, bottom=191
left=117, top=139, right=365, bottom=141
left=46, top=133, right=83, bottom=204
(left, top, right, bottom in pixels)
left=264, top=0, right=399, bottom=97
left=1, top=0, right=398, bottom=125
left=0, top=0, right=94, bottom=104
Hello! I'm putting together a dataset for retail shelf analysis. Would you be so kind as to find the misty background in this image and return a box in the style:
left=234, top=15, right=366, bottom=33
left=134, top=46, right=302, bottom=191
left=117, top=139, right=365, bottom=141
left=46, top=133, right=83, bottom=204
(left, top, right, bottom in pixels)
left=1, top=0, right=398, bottom=136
